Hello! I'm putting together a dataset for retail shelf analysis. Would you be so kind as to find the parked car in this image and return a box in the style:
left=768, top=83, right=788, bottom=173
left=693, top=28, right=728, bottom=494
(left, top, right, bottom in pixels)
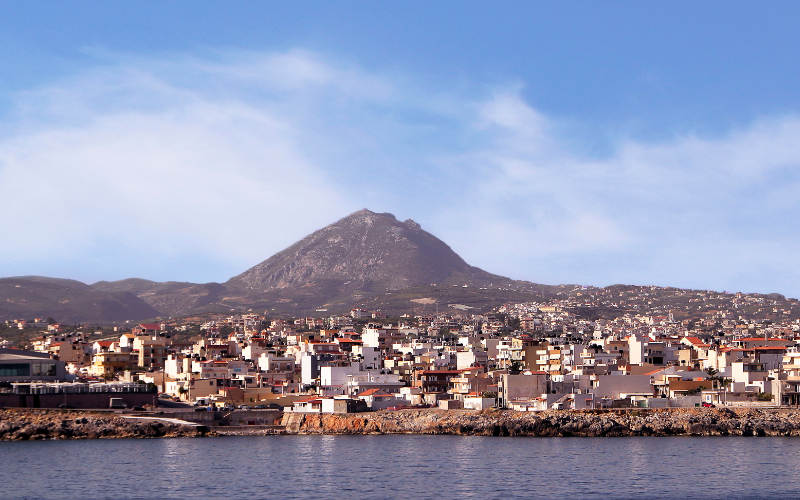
left=253, top=404, right=266, bottom=409
left=238, top=405, right=251, bottom=410
left=702, top=402, right=716, bottom=408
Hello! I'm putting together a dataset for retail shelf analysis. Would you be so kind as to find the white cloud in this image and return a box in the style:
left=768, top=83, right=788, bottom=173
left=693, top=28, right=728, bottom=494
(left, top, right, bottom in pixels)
left=434, top=93, right=800, bottom=295
left=1, top=49, right=800, bottom=296
left=0, top=51, right=366, bottom=282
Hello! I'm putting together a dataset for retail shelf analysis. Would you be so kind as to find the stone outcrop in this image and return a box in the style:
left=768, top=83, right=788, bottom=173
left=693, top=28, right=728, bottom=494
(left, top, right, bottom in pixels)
left=282, top=408, right=800, bottom=437
left=0, top=409, right=213, bottom=440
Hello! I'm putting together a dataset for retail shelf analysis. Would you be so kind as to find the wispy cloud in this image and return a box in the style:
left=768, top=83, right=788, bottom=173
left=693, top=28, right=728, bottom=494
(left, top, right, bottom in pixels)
left=437, top=95, right=800, bottom=295
left=1, top=49, right=799, bottom=296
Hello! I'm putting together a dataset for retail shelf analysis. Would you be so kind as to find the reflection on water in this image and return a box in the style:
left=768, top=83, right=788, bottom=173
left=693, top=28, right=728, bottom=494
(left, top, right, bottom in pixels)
left=1, top=436, right=799, bottom=500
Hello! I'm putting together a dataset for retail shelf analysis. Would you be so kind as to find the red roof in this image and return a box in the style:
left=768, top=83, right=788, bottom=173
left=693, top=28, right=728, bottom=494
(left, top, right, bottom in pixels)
left=357, top=388, right=392, bottom=397
left=139, top=323, right=161, bottom=330
left=294, top=396, right=321, bottom=404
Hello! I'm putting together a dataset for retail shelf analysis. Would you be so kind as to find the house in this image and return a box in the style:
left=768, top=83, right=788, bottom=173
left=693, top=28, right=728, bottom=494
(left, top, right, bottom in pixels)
left=92, top=340, right=116, bottom=355
left=0, top=348, right=66, bottom=382
left=90, top=351, right=134, bottom=377
left=498, top=371, right=548, bottom=408
left=356, top=388, right=403, bottom=410
left=413, top=369, right=461, bottom=393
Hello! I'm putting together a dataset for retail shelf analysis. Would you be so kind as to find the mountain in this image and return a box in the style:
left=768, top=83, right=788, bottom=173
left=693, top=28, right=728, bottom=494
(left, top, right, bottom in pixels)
left=227, top=209, right=512, bottom=290
left=0, top=209, right=547, bottom=322
left=220, top=209, right=544, bottom=314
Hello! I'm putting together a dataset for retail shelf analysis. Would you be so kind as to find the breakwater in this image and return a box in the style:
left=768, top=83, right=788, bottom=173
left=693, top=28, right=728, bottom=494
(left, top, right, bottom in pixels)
left=283, top=408, right=800, bottom=437
left=0, top=409, right=212, bottom=440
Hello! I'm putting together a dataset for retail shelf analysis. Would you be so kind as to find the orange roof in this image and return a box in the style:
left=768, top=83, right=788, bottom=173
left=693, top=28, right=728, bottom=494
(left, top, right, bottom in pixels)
left=357, top=388, right=392, bottom=397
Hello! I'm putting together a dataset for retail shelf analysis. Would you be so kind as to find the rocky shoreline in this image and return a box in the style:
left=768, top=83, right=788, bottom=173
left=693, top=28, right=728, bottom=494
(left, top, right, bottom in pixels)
left=0, top=409, right=213, bottom=440
left=6, top=408, right=800, bottom=440
left=283, top=408, right=800, bottom=437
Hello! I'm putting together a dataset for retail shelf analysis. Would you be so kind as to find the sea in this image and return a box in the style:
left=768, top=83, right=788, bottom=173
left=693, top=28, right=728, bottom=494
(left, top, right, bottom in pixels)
left=1, top=435, right=799, bottom=500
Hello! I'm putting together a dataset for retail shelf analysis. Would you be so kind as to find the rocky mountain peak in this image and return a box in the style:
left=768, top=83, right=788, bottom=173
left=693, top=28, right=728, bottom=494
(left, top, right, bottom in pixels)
left=225, top=209, right=498, bottom=297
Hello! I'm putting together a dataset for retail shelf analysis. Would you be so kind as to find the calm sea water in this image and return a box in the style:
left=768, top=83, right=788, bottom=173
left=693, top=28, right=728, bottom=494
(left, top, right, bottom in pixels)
left=1, top=436, right=798, bottom=500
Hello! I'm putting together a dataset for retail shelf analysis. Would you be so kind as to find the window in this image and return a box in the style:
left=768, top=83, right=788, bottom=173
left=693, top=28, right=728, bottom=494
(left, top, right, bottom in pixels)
left=0, top=363, right=31, bottom=377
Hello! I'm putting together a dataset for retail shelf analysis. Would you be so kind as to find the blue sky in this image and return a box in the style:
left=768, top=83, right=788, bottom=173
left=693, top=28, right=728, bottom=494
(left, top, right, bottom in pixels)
left=1, top=2, right=800, bottom=297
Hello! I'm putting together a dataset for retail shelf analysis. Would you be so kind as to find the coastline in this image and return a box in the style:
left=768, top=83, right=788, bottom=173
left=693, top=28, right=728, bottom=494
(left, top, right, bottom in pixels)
left=0, top=409, right=213, bottom=440
left=6, top=407, right=800, bottom=440
left=282, top=408, right=800, bottom=437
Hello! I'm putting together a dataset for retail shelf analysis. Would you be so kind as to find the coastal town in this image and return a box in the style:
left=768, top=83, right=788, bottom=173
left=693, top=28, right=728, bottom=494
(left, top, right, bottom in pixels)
left=4, top=284, right=800, bottom=415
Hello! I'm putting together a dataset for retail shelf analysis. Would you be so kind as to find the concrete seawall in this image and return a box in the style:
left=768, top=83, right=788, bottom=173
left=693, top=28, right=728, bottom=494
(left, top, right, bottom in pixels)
left=281, top=408, right=800, bottom=437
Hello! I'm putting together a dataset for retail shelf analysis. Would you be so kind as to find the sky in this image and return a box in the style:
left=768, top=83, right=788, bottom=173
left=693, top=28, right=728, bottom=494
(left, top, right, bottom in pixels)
left=2, top=2, right=800, bottom=297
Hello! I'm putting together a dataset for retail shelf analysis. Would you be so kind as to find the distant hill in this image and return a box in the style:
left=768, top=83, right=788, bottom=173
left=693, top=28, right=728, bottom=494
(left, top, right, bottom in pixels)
left=0, top=277, right=159, bottom=323
left=0, top=209, right=550, bottom=322
left=91, top=279, right=226, bottom=317
left=17, top=209, right=795, bottom=324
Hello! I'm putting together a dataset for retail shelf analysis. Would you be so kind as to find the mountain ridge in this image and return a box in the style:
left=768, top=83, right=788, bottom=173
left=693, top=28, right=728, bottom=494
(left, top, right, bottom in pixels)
left=0, top=209, right=540, bottom=322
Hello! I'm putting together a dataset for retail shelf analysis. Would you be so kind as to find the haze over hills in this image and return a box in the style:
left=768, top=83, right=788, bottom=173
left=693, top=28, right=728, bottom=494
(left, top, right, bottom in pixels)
left=0, top=210, right=548, bottom=322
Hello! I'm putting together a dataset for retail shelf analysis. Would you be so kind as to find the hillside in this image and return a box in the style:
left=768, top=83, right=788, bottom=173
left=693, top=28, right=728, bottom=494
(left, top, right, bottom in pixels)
left=0, top=277, right=159, bottom=323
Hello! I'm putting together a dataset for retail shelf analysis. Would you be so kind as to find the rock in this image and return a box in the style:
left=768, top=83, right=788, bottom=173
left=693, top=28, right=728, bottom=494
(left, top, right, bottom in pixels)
left=0, top=409, right=214, bottom=440
left=280, top=408, right=800, bottom=437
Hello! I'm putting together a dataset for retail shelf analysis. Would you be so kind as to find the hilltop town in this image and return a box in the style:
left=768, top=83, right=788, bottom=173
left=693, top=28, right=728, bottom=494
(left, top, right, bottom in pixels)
left=4, top=281, right=800, bottom=415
